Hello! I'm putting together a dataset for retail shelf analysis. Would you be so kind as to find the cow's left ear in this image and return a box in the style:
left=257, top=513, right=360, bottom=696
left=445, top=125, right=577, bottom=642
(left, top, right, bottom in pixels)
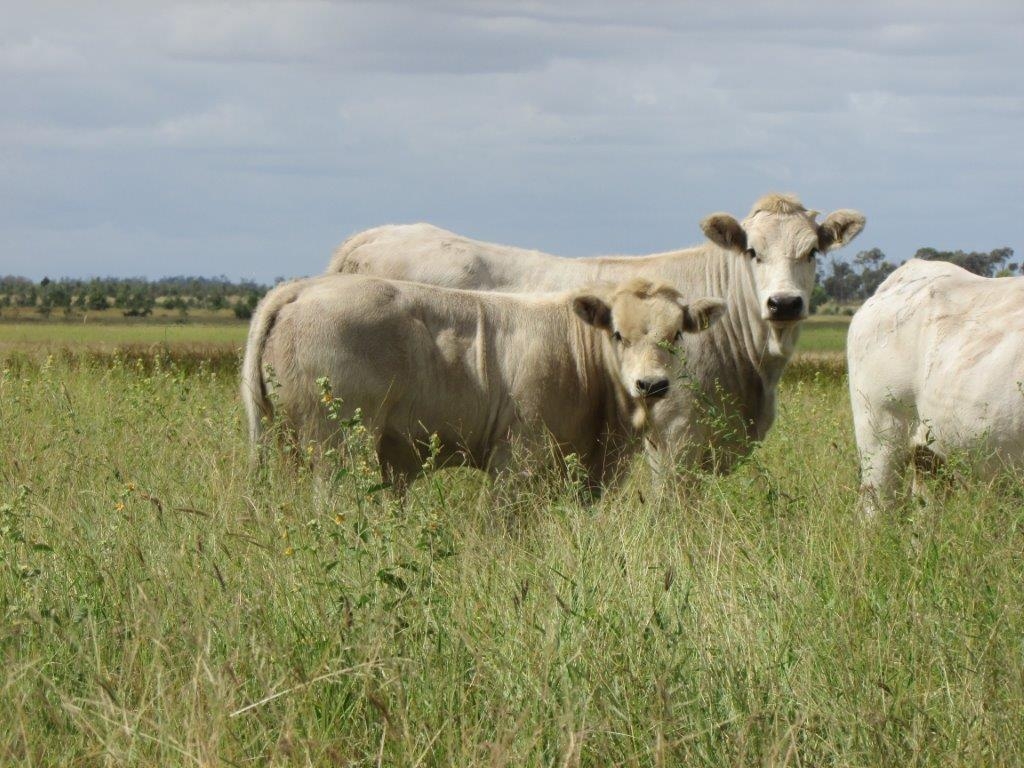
left=680, top=297, right=727, bottom=332
left=818, top=210, right=866, bottom=252
left=573, top=295, right=612, bottom=330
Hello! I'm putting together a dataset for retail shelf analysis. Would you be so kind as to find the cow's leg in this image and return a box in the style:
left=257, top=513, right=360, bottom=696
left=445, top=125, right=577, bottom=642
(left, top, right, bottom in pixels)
left=853, top=408, right=912, bottom=520
left=377, top=432, right=422, bottom=498
left=910, top=442, right=946, bottom=505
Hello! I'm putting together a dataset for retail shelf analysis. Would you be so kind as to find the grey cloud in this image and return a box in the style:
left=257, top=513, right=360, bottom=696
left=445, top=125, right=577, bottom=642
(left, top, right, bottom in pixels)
left=1, top=0, right=1022, bottom=279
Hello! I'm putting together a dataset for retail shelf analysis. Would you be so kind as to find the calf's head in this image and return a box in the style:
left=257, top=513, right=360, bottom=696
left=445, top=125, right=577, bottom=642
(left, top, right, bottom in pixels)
left=573, top=279, right=726, bottom=401
left=701, top=193, right=865, bottom=324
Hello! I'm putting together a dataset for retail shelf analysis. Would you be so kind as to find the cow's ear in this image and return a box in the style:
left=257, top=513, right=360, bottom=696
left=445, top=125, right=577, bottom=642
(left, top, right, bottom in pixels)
left=818, top=209, right=866, bottom=252
left=573, top=295, right=612, bottom=330
left=701, top=213, right=747, bottom=253
left=680, top=297, right=727, bottom=332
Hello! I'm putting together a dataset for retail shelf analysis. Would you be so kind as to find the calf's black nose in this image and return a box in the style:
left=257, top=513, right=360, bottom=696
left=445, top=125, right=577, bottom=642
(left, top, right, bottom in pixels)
left=767, top=294, right=804, bottom=321
left=636, top=377, right=670, bottom=399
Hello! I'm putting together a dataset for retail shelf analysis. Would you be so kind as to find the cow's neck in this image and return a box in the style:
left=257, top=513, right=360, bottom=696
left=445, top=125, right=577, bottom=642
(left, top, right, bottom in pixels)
left=722, top=254, right=799, bottom=390
left=569, top=312, right=641, bottom=467
left=675, top=248, right=800, bottom=445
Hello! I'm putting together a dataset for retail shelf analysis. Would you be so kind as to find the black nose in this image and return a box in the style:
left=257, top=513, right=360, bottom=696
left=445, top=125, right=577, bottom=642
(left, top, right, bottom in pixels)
left=636, top=378, right=670, bottom=399
left=766, top=294, right=804, bottom=321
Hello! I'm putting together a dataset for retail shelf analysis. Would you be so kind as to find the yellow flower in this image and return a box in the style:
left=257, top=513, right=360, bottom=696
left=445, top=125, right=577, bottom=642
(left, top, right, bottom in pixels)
left=114, top=501, right=126, bottom=512
left=333, top=513, right=344, bottom=525
left=321, top=392, right=333, bottom=404
left=283, top=546, right=294, bottom=557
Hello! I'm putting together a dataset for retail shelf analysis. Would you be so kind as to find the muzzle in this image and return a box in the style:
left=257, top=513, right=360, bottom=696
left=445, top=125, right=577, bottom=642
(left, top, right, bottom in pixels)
left=766, top=294, right=804, bottom=322
left=635, top=377, right=670, bottom=399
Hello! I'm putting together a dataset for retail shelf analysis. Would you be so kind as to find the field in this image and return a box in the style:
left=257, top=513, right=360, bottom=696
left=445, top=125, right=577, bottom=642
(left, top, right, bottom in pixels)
left=2, top=317, right=1022, bottom=765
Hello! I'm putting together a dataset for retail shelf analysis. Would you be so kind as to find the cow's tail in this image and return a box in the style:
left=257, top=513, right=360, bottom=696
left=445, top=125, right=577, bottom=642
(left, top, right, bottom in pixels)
left=241, top=280, right=302, bottom=455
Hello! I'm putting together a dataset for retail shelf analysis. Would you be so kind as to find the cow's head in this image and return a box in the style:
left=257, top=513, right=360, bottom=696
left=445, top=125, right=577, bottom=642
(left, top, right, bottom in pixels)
left=701, top=193, right=865, bottom=325
left=573, top=279, right=726, bottom=401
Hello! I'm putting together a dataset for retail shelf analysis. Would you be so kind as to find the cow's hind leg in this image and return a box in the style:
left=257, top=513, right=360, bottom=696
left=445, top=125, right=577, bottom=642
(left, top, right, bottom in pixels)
left=910, top=443, right=946, bottom=505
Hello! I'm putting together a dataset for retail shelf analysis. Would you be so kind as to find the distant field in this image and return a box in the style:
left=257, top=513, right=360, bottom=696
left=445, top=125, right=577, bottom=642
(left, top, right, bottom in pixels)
left=0, top=315, right=851, bottom=357
left=797, top=315, right=851, bottom=354
left=0, top=320, right=248, bottom=353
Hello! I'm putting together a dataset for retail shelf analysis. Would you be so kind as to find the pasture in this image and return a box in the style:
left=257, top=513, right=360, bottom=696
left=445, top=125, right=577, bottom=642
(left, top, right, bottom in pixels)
left=2, top=317, right=1022, bottom=765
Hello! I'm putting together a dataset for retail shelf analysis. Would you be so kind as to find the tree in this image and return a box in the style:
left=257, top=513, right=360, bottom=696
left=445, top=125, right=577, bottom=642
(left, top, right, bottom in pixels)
left=915, top=246, right=1014, bottom=277
left=233, top=292, right=261, bottom=320
left=38, top=282, right=71, bottom=318
left=81, top=279, right=110, bottom=311
left=822, top=260, right=860, bottom=304
left=853, top=248, right=897, bottom=299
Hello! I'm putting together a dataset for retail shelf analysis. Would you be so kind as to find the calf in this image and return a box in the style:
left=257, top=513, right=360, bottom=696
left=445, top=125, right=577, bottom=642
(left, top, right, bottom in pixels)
left=242, top=275, right=725, bottom=491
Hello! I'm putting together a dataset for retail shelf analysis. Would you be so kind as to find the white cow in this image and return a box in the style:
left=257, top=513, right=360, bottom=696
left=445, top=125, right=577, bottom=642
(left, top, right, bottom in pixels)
left=327, top=194, right=866, bottom=472
left=848, top=258, right=1024, bottom=516
left=242, top=275, right=726, bottom=492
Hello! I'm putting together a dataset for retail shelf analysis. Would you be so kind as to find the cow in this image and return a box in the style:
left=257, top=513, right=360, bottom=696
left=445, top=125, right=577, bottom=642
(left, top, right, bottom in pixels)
left=326, top=194, right=866, bottom=473
left=241, top=275, right=726, bottom=492
left=848, top=258, right=1024, bottom=517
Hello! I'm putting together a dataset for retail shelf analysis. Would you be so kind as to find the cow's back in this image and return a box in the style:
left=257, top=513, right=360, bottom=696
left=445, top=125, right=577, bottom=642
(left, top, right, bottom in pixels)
left=327, top=223, right=570, bottom=291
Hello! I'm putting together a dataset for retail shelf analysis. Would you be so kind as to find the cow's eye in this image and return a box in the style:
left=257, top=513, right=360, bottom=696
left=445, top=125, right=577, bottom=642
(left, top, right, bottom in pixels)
left=673, top=330, right=682, bottom=342
left=745, top=248, right=757, bottom=260
left=807, top=248, right=818, bottom=262
left=612, top=330, right=622, bottom=343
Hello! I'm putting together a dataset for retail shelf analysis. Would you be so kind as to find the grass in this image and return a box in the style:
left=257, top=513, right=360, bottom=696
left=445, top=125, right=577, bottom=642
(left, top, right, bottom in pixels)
left=796, top=316, right=851, bottom=355
left=0, top=321, right=246, bottom=353
left=0, top=315, right=849, bottom=356
left=2, top=322, right=1021, bottom=765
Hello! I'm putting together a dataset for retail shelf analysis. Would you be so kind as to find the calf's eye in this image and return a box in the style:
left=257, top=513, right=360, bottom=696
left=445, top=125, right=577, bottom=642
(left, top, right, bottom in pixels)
left=807, top=248, right=818, bottom=262
left=673, top=330, right=682, bottom=342
left=612, top=331, right=622, bottom=342
left=745, top=248, right=757, bottom=260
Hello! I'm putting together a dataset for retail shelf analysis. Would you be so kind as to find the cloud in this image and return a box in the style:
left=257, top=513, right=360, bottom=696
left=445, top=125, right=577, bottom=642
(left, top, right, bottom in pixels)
left=0, top=1, right=1022, bottom=279
left=162, top=2, right=335, bottom=62
left=155, top=104, right=272, bottom=147
left=0, top=36, right=82, bottom=72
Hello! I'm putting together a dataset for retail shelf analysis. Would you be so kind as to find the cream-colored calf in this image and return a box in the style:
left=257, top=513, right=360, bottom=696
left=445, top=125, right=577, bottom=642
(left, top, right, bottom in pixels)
left=242, top=275, right=725, bottom=491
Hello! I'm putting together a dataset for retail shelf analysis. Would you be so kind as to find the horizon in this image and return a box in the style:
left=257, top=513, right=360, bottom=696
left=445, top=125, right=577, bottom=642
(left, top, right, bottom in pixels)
left=4, top=2, right=1023, bottom=282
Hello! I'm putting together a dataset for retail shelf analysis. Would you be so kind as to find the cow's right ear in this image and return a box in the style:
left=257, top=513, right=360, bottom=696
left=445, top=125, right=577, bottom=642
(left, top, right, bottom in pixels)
left=681, top=297, right=727, bottom=332
left=701, top=213, right=747, bottom=253
left=573, top=295, right=612, bottom=330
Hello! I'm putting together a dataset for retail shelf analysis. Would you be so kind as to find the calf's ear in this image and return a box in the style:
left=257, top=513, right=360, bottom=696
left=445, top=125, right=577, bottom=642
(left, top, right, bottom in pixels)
left=680, top=297, right=727, bottom=332
left=701, top=213, right=747, bottom=253
left=572, top=295, right=612, bottom=330
left=818, top=209, right=866, bottom=252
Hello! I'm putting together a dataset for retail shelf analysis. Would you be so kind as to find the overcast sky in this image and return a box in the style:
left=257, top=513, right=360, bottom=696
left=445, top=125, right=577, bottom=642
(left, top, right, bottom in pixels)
left=2, top=1, right=1022, bottom=281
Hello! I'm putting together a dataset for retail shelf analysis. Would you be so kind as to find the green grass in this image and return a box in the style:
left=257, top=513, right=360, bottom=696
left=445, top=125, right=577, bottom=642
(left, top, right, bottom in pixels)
left=1, top=347, right=1021, bottom=765
left=797, top=316, right=850, bottom=354
left=0, top=315, right=849, bottom=357
left=0, top=321, right=247, bottom=353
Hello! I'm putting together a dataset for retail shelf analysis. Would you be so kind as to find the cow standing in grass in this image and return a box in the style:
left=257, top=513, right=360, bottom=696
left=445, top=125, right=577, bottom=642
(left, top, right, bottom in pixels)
left=848, top=259, right=1024, bottom=517
left=327, top=194, right=866, bottom=474
left=242, top=276, right=725, bottom=492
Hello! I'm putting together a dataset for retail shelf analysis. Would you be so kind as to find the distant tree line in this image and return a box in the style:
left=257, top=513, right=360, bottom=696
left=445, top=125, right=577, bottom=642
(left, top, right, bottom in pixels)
left=813, top=246, right=1016, bottom=311
left=0, top=248, right=1016, bottom=320
left=0, top=275, right=272, bottom=319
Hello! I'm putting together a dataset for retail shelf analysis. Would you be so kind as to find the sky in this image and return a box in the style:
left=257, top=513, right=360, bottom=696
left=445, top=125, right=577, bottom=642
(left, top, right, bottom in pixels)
left=2, top=0, right=1022, bottom=282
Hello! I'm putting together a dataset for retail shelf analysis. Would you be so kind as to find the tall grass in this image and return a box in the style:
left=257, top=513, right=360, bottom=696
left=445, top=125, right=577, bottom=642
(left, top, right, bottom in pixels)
left=1, top=352, right=1021, bottom=765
